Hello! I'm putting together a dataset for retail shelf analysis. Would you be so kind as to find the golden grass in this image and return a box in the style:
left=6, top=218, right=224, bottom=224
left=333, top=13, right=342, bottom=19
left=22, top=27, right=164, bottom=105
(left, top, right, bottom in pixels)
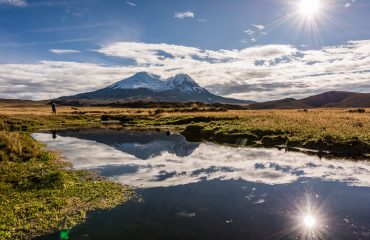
left=162, top=108, right=370, bottom=140
left=1, top=103, right=369, bottom=140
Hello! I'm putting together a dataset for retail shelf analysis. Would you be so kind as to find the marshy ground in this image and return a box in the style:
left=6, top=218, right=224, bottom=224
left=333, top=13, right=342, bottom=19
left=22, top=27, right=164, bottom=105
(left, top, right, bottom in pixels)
left=0, top=101, right=369, bottom=239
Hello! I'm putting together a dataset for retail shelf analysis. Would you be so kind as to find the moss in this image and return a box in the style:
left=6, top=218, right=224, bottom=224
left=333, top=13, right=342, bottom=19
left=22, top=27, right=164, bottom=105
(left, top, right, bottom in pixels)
left=261, top=135, right=288, bottom=147
left=250, top=129, right=287, bottom=138
left=213, top=131, right=258, bottom=145
left=181, top=124, right=205, bottom=141
left=101, top=114, right=134, bottom=122
left=169, top=116, right=238, bottom=125
left=0, top=165, right=131, bottom=239
left=0, top=124, right=132, bottom=239
left=303, top=137, right=370, bottom=156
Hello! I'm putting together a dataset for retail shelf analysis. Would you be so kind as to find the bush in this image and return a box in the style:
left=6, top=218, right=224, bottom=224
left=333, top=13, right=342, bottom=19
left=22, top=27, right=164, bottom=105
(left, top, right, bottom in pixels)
left=181, top=124, right=205, bottom=141
left=154, top=109, right=163, bottom=115
left=349, top=109, right=366, bottom=113
left=100, top=115, right=134, bottom=123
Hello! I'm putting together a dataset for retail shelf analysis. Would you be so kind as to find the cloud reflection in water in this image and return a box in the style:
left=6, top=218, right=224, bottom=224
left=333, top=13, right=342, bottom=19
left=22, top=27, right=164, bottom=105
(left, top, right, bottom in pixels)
left=32, top=131, right=370, bottom=188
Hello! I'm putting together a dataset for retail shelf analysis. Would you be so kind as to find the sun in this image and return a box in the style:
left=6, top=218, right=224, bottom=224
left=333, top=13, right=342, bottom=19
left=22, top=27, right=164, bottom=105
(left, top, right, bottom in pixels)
left=303, top=215, right=316, bottom=228
left=299, top=0, right=321, bottom=17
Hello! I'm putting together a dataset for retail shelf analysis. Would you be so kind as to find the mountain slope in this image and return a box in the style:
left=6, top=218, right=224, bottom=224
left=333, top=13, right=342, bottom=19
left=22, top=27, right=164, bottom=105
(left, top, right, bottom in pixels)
left=300, top=91, right=357, bottom=107
left=334, top=93, right=370, bottom=107
left=59, top=72, right=254, bottom=104
left=246, top=98, right=311, bottom=109
left=248, top=91, right=370, bottom=109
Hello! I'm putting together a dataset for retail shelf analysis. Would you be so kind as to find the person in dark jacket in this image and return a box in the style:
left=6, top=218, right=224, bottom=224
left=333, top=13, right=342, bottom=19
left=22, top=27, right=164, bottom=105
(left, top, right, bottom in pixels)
left=51, top=102, right=57, bottom=114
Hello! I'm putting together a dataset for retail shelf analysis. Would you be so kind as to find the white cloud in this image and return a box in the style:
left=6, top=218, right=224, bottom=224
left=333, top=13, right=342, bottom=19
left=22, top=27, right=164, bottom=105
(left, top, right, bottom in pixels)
left=126, top=1, right=137, bottom=7
left=49, top=49, right=81, bottom=54
left=252, top=24, right=265, bottom=31
left=0, top=0, right=27, bottom=6
left=174, top=11, right=194, bottom=19
left=346, top=0, right=357, bottom=7
left=243, top=24, right=268, bottom=44
left=244, top=29, right=255, bottom=35
left=0, top=61, right=130, bottom=100
left=1, top=40, right=370, bottom=101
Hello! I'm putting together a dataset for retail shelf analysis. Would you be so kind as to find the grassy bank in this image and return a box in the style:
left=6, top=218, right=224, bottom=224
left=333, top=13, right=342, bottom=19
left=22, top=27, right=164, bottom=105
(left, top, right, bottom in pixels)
left=175, top=111, right=370, bottom=157
left=0, top=116, right=133, bottom=239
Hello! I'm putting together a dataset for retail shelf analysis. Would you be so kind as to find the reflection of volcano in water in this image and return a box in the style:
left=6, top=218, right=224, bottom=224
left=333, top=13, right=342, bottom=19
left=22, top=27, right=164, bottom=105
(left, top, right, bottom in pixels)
left=57, top=129, right=199, bottom=160
left=33, top=130, right=370, bottom=189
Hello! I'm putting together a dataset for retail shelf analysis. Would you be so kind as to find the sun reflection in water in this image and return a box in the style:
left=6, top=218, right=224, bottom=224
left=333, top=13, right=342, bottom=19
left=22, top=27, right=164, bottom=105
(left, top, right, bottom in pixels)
left=283, top=194, right=330, bottom=240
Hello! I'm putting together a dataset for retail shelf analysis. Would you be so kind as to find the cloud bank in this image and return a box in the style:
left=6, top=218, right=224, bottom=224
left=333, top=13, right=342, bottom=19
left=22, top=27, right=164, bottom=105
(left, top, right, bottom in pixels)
left=1, top=40, right=370, bottom=100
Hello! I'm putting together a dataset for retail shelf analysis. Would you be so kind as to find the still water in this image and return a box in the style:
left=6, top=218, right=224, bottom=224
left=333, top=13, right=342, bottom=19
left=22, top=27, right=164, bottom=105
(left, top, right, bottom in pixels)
left=32, top=129, right=370, bottom=240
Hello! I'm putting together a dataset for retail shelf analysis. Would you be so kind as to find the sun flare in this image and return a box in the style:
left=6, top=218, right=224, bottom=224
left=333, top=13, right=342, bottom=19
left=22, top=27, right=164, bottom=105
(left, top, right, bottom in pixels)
left=303, top=215, right=316, bottom=228
left=299, top=0, right=321, bottom=17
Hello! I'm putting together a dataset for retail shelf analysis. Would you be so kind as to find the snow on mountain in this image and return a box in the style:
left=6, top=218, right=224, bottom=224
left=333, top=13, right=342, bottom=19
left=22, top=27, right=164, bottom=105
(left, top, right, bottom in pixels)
left=167, top=74, right=205, bottom=93
left=108, top=72, right=207, bottom=94
left=109, top=72, right=170, bottom=92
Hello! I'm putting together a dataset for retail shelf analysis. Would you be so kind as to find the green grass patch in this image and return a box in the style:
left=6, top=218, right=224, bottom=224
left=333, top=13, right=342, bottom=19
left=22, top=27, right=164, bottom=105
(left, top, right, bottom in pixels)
left=0, top=121, right=132, bottom=239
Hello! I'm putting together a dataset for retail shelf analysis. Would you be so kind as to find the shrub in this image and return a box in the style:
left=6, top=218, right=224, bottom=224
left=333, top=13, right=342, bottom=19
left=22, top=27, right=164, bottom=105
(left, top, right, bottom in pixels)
left=154, top=109, right=163, bottom=115
left=348, top=109, right=366, bottom=113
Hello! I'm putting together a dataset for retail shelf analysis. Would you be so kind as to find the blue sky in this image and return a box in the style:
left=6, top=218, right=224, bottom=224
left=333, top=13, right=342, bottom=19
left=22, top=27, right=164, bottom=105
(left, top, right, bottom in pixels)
left=0, top=0, right=369, bottom=100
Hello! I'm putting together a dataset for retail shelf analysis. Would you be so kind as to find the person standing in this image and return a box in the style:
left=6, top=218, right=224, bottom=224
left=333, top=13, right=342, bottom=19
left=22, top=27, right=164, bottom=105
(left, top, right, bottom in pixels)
left=51, top=102, right=57, bottom=114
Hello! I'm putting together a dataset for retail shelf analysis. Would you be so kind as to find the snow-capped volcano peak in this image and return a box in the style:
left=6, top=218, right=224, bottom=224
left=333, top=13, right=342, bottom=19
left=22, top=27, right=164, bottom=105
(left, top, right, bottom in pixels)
left=108, top=72, right=207, bottom=94
left=132, top=71, right=160, bottom=79
left=169, top=74, right=197, bottom=85
left=108, top=72, right=169, bottom=92
left=167, top=74, right=205, bottom=94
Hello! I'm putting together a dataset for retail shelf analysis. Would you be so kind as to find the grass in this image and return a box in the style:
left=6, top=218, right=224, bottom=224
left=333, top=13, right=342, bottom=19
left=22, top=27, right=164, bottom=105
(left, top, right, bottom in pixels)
left=161, top=110, right=370, bottom=156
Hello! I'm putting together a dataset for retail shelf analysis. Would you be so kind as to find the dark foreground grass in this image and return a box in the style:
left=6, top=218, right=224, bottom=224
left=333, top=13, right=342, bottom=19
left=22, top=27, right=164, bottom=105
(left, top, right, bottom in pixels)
left=0, top=120, right=133, bottom=239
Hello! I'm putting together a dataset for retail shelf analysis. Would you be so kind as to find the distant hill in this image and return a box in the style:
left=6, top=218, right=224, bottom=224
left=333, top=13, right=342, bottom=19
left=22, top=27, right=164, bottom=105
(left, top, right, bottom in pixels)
left=0, top=99, right=47, bottom=107
left=58, top=72, right=255, bottom=105
left=248, top=91, right=370, bottom=109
